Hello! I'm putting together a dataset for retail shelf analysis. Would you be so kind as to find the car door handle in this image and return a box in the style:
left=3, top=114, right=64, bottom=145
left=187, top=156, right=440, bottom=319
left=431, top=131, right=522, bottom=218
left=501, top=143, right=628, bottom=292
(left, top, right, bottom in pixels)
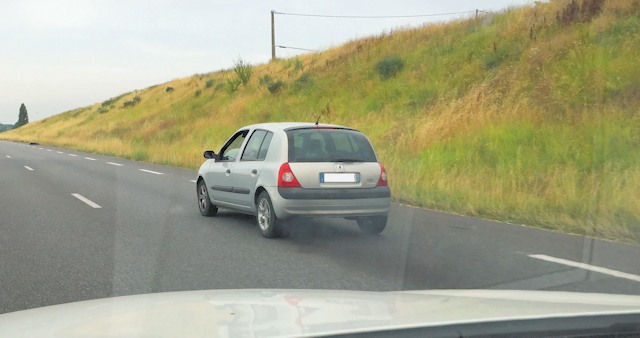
left=251, top=169, right=257, bottom=174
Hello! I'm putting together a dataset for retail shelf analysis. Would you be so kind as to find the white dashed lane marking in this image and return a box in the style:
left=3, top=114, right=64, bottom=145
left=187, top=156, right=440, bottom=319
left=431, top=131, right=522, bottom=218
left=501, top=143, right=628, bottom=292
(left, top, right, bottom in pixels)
left=68, top=154, right=78, bottom=157
left=71, top=193, right=102, bottom=209
left=529, top=254, right=640, bottom=283
left=56, top=151, right=64, bottom=154
left=24, top=166, right=34, bottom=171
left=138, top=169, right=163, bottom=175
left=189, top=180, right=197, bottom=183
left=84, top=157, right=97, bottom=161
left=5, top=155, right=11, bottom=158
left=106, top=162, right=123, bottom=166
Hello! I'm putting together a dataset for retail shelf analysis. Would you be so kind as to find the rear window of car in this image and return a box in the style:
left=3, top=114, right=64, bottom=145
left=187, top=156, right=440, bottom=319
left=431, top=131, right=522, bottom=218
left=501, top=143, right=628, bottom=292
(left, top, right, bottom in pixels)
left=286, top=128, right=377, bottom=162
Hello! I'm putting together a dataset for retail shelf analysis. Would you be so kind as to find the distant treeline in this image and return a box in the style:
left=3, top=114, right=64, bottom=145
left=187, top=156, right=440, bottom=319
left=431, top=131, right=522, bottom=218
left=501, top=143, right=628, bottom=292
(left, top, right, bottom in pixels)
left=0, top=123, right=14, bottom=132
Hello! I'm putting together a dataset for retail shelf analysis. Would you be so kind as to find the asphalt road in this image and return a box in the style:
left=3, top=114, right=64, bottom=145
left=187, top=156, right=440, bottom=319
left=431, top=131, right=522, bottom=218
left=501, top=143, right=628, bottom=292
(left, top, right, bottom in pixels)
left=1, top=140, right=640, bottom=314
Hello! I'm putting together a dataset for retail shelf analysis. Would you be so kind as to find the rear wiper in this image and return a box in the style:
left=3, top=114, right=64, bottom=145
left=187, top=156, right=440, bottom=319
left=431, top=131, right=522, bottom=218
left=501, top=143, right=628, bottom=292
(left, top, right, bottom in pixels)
left=332, top=158, right=364, bottom=162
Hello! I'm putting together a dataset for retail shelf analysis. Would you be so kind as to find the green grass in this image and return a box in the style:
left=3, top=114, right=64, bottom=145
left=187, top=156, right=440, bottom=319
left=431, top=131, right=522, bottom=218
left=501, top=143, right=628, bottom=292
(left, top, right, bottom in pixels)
left=399, top=117, right=640, bottom=240
left=3, top=0, right=639, bottom=243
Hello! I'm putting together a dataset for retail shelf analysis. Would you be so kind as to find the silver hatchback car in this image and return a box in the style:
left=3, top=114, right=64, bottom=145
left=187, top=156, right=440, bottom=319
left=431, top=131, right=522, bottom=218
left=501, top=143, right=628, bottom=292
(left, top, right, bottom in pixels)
left=196, top=122, right=391, bottom=238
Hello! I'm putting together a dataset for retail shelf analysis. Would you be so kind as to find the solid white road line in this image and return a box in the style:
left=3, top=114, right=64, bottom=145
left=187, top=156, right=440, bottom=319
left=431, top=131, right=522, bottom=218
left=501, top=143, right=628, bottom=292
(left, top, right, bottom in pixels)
left=56, top=151, right=64, bottom=154
left=68, top=154, right=78, bottom=157
left=106, top=162, right=123, bottom=166
left=84, top=157, right=97, bottom=161
left=71, top=193, right=102, bottom=209
left=138, top=169, right=163, bottom=175
left=24, top=166, right=34, bottom=171
left=529, top=254, right=640, bottom=283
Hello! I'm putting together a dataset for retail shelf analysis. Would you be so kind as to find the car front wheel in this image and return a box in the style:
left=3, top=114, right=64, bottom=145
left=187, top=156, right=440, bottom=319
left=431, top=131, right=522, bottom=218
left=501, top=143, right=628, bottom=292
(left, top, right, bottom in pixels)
left=256, top=191, right=280, bottom=238
left=197, top=180, right=218, bottom=217
left=357, top=216, right=387, bottom=235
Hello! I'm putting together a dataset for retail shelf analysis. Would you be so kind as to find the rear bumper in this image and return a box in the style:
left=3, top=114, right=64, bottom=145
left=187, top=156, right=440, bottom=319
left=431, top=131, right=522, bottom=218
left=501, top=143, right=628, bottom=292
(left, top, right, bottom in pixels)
left=277, top=186, right=390, bottom=199
left=266, top=186, right=391, bottom=219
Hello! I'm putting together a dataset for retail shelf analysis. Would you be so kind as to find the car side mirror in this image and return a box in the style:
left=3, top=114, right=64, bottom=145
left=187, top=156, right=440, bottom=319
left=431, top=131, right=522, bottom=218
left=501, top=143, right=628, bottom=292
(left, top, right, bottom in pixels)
left=203, top=150, right=217, bottom=160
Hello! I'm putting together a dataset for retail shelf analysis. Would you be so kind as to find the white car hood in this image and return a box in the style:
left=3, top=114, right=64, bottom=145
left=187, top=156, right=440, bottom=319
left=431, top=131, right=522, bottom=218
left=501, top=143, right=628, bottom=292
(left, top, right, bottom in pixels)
left=1, top=289, right=639, bottom=337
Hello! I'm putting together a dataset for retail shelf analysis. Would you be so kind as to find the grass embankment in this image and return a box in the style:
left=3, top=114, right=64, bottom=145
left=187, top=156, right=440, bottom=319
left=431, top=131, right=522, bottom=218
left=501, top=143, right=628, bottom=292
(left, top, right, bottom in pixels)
left=3, top=0, right=639, bottom=243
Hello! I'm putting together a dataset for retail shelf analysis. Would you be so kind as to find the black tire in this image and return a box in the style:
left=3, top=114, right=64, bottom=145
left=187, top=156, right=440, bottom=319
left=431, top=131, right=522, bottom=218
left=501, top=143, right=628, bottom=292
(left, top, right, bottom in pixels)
left=256, top=191, right=280, bottom=238
left=197, top=179, right=218, bottom=217
left=357, top=216, right=387, bottom=235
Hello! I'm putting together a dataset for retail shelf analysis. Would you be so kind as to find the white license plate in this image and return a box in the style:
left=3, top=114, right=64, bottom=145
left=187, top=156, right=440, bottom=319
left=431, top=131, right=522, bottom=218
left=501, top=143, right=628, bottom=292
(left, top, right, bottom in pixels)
left=320, top=173, right=359, bottom=183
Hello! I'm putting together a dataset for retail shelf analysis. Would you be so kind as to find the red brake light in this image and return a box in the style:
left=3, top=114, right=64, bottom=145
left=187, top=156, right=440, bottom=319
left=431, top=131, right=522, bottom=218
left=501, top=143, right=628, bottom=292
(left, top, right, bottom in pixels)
left=278, top=163, right=301, bottom=188
left=377, top=163, right=388, bottom=186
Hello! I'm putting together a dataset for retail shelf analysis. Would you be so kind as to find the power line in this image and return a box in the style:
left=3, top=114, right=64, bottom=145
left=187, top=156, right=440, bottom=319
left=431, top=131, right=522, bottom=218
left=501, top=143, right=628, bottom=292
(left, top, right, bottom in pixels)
left=273, top=10, right=476, bottom=19
left=276, top=45, right=318, bottom=52
left=270, top=9, right=488, bottom=60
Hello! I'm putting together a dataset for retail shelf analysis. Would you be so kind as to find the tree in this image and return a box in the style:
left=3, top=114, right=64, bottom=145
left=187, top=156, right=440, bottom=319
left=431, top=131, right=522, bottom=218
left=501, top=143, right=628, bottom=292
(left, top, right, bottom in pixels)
left=0, top=123, right=13, bottom=132
left=15, top=103, right=29, bottom=128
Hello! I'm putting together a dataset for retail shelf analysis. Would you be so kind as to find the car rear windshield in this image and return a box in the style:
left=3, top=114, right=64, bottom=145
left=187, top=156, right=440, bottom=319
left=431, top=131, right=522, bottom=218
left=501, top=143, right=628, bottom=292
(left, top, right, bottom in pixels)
left=286, top=128, right=377, bottom=162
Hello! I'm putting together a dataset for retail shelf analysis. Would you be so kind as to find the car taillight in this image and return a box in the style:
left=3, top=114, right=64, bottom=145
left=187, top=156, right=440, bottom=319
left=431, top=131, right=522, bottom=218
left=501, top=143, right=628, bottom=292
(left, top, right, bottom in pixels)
left=377, top=163, right=388, bottom=186
left=278, top=163, right=301, bottom=188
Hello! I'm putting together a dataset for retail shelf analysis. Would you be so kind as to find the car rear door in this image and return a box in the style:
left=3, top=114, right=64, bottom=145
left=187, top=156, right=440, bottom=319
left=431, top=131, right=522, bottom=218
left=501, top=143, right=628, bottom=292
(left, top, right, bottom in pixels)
left=228, top=129, right=274, bottom=208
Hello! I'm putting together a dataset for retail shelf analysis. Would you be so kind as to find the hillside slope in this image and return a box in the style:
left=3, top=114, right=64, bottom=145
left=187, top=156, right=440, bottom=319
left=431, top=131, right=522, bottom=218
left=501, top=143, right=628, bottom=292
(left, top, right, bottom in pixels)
left=3, top=0, right=639, bottom=242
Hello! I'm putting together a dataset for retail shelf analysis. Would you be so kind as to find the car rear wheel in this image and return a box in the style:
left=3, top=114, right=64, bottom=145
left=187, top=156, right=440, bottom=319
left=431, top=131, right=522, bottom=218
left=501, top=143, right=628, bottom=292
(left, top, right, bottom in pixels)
left=357, top=216, right=387, bottom=235
left=197, top=180, right=218, bottom=217
left=256, top=191, right=280, bottom=238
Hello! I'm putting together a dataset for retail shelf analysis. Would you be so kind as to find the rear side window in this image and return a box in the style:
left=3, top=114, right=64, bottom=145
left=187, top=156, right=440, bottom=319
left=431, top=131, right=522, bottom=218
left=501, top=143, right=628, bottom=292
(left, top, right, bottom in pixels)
left=257, top=132, right=273, bottom=160
left=241, top=129, right=273, bottom=161
left=286, top=128, right=377, bottom=162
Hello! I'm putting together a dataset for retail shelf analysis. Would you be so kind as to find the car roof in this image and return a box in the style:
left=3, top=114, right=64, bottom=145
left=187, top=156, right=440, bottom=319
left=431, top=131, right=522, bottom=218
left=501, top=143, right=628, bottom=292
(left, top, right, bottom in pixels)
left=241, top=122, right=357, bottom=132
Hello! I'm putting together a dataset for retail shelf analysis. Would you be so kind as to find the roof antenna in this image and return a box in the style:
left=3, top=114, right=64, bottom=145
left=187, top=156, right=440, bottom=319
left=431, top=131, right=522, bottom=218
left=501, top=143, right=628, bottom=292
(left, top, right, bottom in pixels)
left=315, top=102, right=331, bottom=126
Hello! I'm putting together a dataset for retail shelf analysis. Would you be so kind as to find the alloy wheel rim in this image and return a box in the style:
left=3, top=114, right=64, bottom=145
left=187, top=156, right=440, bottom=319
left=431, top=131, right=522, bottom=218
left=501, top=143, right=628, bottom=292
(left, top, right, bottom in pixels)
left=258, top=199, right=270, bottom=231
left=199, top=185, right=207, bottom=210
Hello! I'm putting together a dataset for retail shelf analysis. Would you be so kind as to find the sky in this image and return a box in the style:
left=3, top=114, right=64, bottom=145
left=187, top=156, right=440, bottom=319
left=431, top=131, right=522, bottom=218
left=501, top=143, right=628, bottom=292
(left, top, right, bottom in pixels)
left=0, top=0, right=530, bottom=124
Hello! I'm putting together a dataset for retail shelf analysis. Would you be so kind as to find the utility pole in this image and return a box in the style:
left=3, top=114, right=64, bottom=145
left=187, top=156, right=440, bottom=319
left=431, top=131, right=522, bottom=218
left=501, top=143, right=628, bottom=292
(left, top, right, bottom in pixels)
left=271, top=10, right=276, bottom=61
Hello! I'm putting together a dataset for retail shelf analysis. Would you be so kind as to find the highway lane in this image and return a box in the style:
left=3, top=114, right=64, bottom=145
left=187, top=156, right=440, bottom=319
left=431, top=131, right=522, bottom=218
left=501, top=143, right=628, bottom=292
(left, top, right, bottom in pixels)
left=1, top=140, right=639, bottom=314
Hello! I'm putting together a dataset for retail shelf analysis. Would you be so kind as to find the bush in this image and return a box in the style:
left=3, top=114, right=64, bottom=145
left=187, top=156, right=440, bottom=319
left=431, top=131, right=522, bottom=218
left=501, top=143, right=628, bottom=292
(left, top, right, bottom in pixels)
left=557, top=0, right=604, bottom=25
left=376, top=56, right=404, bottom=80
left=226, top=78, right=241, bottom=93
left=292, top=74, right=313, bottom=91
left=101, top=94, right=126, bottom=108
left=194, top=89, right=202, bottom=97
left=259, top=75, right=273, bottom=87
left=233, top=57, right=252, bottom=86
left=205, top=79, right=214, bottom=88
left=268, top=80, right=285, bottom=94
left=101, top=98, right=116, bottom=108
left=122, top=96, right=141, bottom=108
left=258, top=74, right=284, bottom=94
